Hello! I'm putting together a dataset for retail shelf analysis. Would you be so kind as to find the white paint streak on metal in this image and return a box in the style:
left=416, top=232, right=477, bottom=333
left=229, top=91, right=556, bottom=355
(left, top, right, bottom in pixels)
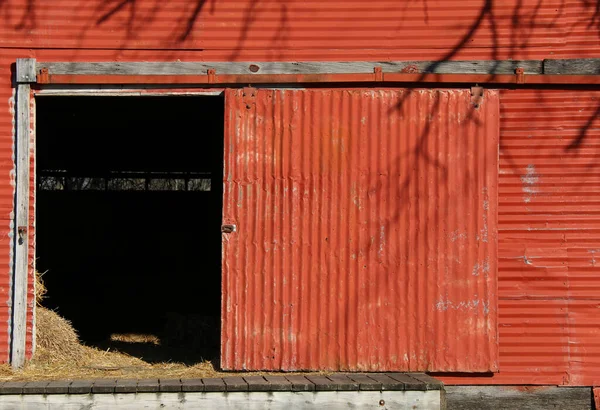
left=521, top=164, right=538, bottom=203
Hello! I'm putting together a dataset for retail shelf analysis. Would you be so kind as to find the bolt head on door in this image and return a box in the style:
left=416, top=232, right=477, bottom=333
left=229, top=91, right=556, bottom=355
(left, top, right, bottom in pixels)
left=221, top=224, right=236, bottom=233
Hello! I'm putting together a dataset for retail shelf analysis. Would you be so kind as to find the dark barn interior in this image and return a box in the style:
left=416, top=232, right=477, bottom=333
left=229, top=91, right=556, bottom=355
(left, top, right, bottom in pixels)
left=35, top=95, right=224, bottom=364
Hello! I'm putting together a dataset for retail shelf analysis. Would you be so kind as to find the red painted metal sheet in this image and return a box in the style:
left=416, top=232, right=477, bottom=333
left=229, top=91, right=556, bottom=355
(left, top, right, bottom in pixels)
left=440, top=90, right=600, bottom=386
left=0, top=0, right=599, bottom=60
left=221, top=88, right=499, bottom=372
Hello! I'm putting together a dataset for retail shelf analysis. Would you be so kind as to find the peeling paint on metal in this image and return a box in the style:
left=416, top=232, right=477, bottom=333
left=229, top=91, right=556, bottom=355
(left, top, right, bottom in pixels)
left=521, top=164, right=538, bottom=203
left=222, top=88, right=499, bottom=372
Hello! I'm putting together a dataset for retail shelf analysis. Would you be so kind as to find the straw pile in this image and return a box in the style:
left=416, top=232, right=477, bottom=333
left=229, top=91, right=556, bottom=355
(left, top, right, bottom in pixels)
left=0, top=272, right=220, bottom=381
left=0, top=272, right=322, bottom=381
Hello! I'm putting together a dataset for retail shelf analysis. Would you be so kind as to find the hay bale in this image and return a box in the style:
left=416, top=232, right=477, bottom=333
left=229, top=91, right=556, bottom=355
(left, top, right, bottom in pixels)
left=35, top=307, right=84, bottom=364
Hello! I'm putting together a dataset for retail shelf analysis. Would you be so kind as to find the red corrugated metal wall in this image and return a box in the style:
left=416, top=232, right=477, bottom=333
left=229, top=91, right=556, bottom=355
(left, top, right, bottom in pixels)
left=454, top=90, right=600, bottom=385
left=0, top=0, right=597, bottom=384
left=222, top=88, right=499, bottom=372
left=0, top=0, right=598, bottom=59
left=441, top=89, right=600, bottom=385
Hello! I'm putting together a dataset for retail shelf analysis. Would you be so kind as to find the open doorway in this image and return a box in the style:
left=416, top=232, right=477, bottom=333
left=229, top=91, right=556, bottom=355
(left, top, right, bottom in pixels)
left=35, top=95, right=224, bottom=365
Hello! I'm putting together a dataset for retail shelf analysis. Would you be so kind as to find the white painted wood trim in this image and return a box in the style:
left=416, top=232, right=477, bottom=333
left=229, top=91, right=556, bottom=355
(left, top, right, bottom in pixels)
left=0, top=390, right=442, bottom=410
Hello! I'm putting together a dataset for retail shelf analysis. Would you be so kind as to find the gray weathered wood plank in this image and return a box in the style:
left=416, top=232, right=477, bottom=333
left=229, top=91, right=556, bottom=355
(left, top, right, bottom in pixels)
left=543, top=59, right=600, bottom=75
left=285, top=375, right=315, bottom=392
left=181, top=379, right=204, bottom=392
left=68, top=380, right=93, bottom=394
left=365, top=374, right=405, bottom=391
left=0, top=390, right=443, bottom=409
left=386, top=373, right=427, bottom=391
left=16, top=58, right=36, bottom=83
left=136, top=379, right=159, bottom=393
left=263, top=376, right=292, bottom=391
left=243, top=376, right=271, bottom=392
left=45, top=381, right=71, bottom=394
left=92, top=379, right=117, bottom=394
left=223, top=376, right=248, bottom=392
left=114, top=379, right=137, bottom=393
left=406, top=373, right=443, bottom=390
left=201, top=378, right=226, bottom=392
left=0, top=382, right=25, bottom=394
left=325, top=374, right=360, bottom=391
left=346, top=374, right=382, bottom=391
left=37, top=60, right=544, bottom=76
left=305, top=375, right=338, bottom=391
left=11, top=81, right=31, bottom=369
left=22, top=381, right=49, bottom=395
left=445, top=386, right=591, bottom=410
left=159, top=379, right=182, bottom=393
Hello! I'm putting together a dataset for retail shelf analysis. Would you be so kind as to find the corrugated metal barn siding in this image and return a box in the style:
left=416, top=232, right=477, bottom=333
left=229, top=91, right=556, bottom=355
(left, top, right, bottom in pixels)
left=222, top=88, right=499, bottom=372
left=0, top=0, right=598, bottom=383
left=441, top=90, right=600, bottom=385
left=498, top=90, right=600, bottom=386
left=0, top=0, right=598, bottom=59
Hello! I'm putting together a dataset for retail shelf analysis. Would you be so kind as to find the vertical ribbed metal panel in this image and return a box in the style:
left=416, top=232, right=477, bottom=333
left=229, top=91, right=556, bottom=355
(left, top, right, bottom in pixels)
left=222, top=88, right=499, bottom=371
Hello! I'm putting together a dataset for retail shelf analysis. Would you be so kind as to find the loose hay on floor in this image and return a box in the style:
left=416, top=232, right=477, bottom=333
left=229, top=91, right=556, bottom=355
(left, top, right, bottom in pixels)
left=0, top=305, right=222, bottom=381
left=0, top=273, right=323, bottom=382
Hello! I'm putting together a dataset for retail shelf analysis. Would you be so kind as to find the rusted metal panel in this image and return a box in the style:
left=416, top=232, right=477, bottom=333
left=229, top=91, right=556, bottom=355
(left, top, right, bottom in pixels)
left=0, top=0, right=599, bottom=60
left=222, top=88, right=499, bottom=372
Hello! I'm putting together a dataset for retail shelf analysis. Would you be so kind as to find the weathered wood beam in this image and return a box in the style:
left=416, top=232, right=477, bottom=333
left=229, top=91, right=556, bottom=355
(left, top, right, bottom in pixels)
left=445, top=386, right=592, bottom=410
left=544, top=59, right=600, bottom=75
left=12, top=58, right=35, bottom=369
left=0, top=391, right=443, bottom=410
left=37, top=60, right=544, bottom=76
left=35, top=59, right=600, bottom=78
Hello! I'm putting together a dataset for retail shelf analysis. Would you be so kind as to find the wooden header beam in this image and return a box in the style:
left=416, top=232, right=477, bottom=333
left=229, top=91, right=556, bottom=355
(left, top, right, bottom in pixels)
left=33, top=59, right=600, bottom=86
